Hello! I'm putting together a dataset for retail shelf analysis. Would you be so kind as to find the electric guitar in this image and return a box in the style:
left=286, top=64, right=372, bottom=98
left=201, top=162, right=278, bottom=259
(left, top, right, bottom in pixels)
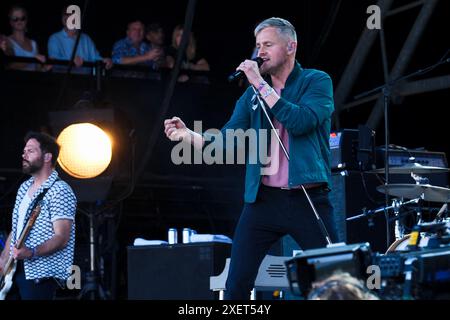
left=0, top=203, right=42, bottom=300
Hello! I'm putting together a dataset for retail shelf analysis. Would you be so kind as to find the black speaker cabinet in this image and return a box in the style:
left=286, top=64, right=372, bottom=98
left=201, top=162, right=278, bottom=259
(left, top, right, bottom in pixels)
left=329, top=171, right=393, bottom=253
left=127, top=242, right=231, bottom=300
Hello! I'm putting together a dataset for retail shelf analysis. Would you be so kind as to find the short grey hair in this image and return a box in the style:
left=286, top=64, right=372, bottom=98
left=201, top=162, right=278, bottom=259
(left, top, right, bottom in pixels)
left=254, top=17, right=297, bottom=42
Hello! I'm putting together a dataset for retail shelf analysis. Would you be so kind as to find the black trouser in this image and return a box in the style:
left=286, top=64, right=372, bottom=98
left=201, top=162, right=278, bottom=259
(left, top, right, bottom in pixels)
left=6, top=260, right=58, bottom=300
left=224, top=184, right=338, bottom=300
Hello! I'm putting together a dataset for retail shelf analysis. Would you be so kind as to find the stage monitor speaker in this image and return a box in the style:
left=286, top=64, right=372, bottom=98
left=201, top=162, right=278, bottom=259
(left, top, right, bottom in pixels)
left=267, top=235, right=300, bottom=257
left=329, top=171, right=392, bottom=253
left=127, top=242, right=231, bottom=300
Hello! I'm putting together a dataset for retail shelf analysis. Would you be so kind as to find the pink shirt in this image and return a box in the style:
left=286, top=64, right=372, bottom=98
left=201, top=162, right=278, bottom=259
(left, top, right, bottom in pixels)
left=262, top=119, right=290, bottom=188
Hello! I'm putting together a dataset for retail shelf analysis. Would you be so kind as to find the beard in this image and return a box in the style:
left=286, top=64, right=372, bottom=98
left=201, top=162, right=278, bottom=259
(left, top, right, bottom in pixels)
left=22, top=157, right=44, bottom=175
left=259, top=63, right=270, bottom=75
left=260, top=60, right=281, bottom=76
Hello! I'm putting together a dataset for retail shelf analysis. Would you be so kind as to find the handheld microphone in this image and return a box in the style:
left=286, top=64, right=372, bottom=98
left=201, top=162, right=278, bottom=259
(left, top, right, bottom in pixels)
left=228, top=57, right=264, bottom=82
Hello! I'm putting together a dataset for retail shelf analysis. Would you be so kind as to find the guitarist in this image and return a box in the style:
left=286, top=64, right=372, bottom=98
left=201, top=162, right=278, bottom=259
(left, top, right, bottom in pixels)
left=0, top=132, right=76, bottom=300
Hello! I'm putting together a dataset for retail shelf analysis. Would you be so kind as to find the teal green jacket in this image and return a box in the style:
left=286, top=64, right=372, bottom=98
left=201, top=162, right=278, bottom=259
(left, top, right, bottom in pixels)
left=205, top=62, right=334, bottom=203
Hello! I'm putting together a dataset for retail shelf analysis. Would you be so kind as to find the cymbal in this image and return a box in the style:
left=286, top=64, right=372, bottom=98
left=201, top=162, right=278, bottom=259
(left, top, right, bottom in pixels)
left=369, top=163, right=450, bottom=174
left=377, top=184, right=450, bottom=203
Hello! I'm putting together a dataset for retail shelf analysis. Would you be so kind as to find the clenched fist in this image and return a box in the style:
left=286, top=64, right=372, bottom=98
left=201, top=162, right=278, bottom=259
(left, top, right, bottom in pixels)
left=164, top=117, right=189, bottom=142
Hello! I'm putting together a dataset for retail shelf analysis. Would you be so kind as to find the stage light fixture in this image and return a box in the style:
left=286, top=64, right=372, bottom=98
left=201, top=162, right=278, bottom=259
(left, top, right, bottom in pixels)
left=56, top=123, right=113, bottom=179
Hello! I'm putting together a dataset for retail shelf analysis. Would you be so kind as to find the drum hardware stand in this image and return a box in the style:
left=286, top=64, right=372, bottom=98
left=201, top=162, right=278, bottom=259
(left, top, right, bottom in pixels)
left=251, top=86, right=332, bottom=245
left=414, top=198, right=423, bottom=226
left=391, top=197, right=422, bottom=241
left=347, top=197, right=420, bottom=240
left=392, top=199, right=404, bottom=241
left=410, top=172, right=430, bottom=225
left=434, top=203, right=448, bottom=222
left=362, top=207, right=375, bottom=228
left=354, top=49, right=450, bottom=249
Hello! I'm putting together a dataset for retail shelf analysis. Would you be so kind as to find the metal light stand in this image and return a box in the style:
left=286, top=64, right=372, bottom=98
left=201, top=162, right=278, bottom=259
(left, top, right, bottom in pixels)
left=78, top=202, right=106, bottom=300
left=251, top=86, right=332, bottom=245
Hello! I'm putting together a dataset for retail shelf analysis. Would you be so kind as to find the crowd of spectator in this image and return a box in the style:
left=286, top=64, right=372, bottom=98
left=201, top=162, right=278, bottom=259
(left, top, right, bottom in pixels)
left=0, top=4, right=210, bottom=81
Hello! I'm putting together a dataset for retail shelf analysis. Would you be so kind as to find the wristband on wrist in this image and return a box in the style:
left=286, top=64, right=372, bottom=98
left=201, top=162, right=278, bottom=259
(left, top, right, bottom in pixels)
left=262, top=86, right=274, bottom=99
left=30, top=247, right=36, bottom=259
left=257, top=81, right=267, bottom=92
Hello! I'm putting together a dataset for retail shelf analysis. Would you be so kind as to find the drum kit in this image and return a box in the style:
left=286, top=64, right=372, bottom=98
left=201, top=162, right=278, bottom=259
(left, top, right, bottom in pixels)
left=347, top=159, right=450, bottom=253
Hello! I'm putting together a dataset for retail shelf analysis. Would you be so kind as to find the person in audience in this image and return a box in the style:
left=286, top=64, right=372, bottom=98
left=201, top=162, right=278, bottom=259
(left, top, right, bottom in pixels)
left=0, top=5, right=48, bottom=71
left=48, top=5, right=112, bottom=74
left=145, top=22, right=167, bottom=68
left=307, top=272, right=380, bottom=300
left=166, top=25, right=210, bottom=82
left=112, top=20, right=162, bottom=68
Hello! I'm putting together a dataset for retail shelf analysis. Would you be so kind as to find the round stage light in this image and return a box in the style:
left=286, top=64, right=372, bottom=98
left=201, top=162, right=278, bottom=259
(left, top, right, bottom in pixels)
left=57, top=123, right=112, bottom=179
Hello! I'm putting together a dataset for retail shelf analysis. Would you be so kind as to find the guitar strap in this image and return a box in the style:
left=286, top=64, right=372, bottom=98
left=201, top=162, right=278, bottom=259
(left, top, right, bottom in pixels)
left=19, top=178, right=60, bottom=239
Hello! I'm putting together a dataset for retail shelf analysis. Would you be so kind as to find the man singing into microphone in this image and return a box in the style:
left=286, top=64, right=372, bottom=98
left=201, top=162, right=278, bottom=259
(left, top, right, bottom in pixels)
left=164, top=17, right=338, bottom=299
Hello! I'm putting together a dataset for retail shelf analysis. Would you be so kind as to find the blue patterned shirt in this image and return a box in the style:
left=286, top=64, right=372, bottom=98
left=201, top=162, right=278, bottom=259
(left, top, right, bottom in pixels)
left=112, top=37, right=156, bottom=68
left=10, top=170, right=77, bottom=280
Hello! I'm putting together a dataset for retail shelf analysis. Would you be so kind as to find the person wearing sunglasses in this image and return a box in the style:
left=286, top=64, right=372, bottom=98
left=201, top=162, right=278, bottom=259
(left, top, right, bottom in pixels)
left=0, top=5, right=48, bottom=71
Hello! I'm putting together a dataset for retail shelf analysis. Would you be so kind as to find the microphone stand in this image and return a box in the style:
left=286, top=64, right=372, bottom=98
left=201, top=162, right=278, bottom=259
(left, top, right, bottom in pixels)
left=250, top=86, right=332, bottom=245
left=353, top=50, right=450, bottom=249
left=347, top=198, right=419, bottom=222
